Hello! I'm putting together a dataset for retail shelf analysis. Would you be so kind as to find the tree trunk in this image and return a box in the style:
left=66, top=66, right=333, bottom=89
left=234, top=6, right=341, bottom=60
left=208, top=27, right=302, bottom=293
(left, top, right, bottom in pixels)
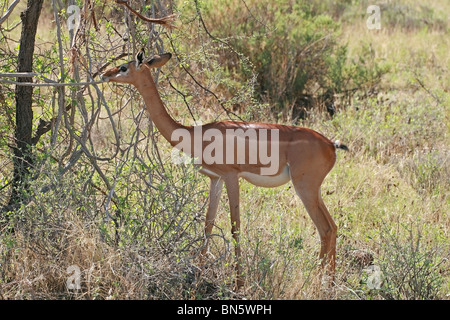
left=7, top=0, right=44, bottom=208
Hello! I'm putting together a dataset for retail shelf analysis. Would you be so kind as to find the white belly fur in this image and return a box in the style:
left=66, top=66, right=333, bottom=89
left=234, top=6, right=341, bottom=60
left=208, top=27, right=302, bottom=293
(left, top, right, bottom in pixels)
left=239, top=165, right=290, bottom=188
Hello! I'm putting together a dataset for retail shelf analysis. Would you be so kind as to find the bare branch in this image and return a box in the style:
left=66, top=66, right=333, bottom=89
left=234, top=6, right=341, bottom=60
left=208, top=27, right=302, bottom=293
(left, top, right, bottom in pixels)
left=31, top=118, right=53, bottom=145
left=0, top=72, right=41, bottom=77
left=115, top=0, right=177, bottom=29
left=0, top=0, right=21, bottom=26
left=91, top=52, right=128, bottom=79
left=0, top=79, right=105, bottom=86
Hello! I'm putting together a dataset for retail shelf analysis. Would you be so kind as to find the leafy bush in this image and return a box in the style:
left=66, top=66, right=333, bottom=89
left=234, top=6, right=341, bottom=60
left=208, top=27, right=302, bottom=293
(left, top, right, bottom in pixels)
left=201, top=0, right=389, bottom=120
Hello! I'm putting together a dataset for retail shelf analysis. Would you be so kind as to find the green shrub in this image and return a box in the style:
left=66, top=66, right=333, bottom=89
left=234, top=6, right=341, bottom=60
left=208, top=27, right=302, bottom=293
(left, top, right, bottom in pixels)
left=377, top=223, right=447, bottom=300
left=201, top=0, right=389, bottom=120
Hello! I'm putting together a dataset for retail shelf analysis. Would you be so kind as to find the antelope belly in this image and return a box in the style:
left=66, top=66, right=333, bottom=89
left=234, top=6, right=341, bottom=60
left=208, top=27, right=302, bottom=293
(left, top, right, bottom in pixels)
left=239, top=165, right=290, bottom=187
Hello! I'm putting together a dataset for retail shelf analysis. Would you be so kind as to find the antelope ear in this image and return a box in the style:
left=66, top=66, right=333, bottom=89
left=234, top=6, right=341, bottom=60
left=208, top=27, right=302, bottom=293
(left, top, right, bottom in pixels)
left=135, top=49, right=145, bottom=70
left=146, top=53, right=172, bottom=68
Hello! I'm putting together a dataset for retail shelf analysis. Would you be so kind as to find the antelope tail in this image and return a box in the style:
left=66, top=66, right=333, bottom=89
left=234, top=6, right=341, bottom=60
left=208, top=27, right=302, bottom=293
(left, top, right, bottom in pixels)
left=334, top=140, right=349, bottom=151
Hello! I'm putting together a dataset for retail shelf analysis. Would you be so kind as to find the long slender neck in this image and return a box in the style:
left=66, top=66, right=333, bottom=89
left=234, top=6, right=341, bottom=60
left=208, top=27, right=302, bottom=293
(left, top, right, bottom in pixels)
left=134, top=69, right=188, bottom=145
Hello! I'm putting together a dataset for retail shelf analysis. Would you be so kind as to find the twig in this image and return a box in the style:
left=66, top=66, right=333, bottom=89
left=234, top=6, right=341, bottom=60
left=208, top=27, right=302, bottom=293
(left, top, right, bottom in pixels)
left=31, top=118, right=53, bottom=145
left=166, top=76, right=196, bottom=122
left=413, top=72, right=442, bottom=105
left=194, top=0, right=239, bottom=57
left=115, top=0, right=177, bottom=29
left=0, top=0, right=21, bottom=26
left=0, top=79, right=105, bottom=86
left=92, top=52, right=128, bottom=79
left=51, top=0, right=67, bottom=146
left=0, top=72, right=41, bottom=77
left=1, top=52, right=128, bottom=84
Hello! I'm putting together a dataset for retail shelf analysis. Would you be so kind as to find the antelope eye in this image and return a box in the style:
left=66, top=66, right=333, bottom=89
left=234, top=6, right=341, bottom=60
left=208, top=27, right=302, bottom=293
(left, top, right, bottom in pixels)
left=119, top=65, right=127, bottom=72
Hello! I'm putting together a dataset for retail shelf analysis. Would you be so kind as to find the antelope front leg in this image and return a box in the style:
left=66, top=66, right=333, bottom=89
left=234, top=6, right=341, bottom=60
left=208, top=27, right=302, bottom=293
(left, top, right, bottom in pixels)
left=224, top=174, right=244, bottom=289
left=201, top=177, right=223, bottom=257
